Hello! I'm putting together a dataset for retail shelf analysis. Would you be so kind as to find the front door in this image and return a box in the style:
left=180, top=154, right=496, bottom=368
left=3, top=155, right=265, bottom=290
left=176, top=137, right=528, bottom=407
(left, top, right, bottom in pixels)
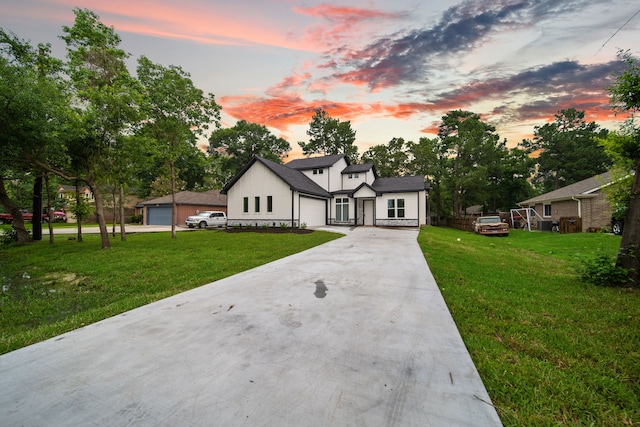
left=364, top=200, right=374, bottom=226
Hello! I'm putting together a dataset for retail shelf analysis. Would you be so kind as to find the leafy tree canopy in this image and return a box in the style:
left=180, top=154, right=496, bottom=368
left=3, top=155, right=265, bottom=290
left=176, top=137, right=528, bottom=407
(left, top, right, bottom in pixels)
left=523, top=108, right=610, bottom=193
left=299, top=108, right=358, bottom=163
left=361, top=137, right=409, bottom=178
left=208, top=119, right=290, bottom=184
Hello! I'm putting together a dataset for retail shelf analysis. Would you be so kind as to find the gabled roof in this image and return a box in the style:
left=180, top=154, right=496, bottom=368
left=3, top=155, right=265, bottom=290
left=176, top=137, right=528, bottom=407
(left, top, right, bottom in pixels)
left=285, top=154, right=348, bottom=170
left=141, top=190, right=227, bottom=206
left=349, top=182, right=377, bottom=197
left=342, top=163, right=375, bottom=175
left=372, top=176, right=428, bottom=193
left=222, top=156, right=331, bottom=199
left=519, top=171, right=615, bottom=205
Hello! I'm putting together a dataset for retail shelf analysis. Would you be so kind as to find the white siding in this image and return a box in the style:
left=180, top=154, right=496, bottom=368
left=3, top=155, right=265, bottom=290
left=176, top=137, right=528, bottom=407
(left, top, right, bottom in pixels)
left=327, top=158, right=348, bottom=192
left=341, top=173, right=365, bottom=190
left=376, top=192, right=425, bottom=226
left=227, top=161, right=292, bottom=225
left=300, top=168, right=330, bottom=191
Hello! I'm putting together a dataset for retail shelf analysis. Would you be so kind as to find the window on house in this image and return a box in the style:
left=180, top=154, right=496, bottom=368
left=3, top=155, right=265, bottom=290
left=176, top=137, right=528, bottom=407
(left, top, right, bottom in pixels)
left=354, top=173, right=359, bottom=178
left=544, top=204, right=551, bottom=217
left=336, top=198, right=349, bottom=222
left=387, top=199, right=395, bottom=218
left=313, top=168, right=323, bottom=175
left=255, top=196, right=260, bottom=213
left=388, top=198, right=405, bottom=218
left=243, top=197, right=249, bottom=213
left=348, top=174, right=353, bottom=179
left=267, top=196, right=273, bottom=213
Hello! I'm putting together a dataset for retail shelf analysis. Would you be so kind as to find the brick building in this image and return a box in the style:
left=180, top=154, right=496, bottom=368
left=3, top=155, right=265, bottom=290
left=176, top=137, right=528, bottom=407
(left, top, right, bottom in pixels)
left=139, top=190, right=227, bottom=226
left=518, top=171, right=617, bottom=232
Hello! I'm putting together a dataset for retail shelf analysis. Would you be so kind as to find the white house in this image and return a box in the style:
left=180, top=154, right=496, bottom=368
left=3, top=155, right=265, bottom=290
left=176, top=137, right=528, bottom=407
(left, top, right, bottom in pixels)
left=221, top=154, right=429, bottom=228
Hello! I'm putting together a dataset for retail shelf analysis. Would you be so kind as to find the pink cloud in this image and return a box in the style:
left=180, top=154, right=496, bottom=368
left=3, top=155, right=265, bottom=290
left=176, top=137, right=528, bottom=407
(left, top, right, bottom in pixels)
left=294, top=3, right=405, bottom=50
left=53, top=0, right=319, bottom=51
left=219, top=94, right=434, bottom=132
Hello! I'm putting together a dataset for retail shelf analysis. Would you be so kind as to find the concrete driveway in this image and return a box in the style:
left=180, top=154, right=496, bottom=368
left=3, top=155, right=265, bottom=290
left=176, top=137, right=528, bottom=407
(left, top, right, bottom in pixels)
left=0, top=226, right=502, bottom=426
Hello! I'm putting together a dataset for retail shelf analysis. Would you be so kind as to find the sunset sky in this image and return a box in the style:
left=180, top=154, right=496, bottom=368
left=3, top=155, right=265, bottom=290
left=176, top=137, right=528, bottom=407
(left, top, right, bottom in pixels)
left=2, top=0, right=639, bottom=157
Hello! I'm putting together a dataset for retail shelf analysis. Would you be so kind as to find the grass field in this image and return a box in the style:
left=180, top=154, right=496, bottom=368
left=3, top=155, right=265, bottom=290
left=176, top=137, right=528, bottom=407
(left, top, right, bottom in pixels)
left=418, top=227, right=640, bottom=426
left=0, top=229, right=341, bottom=354
left=2, top=225, right=639, bottom=425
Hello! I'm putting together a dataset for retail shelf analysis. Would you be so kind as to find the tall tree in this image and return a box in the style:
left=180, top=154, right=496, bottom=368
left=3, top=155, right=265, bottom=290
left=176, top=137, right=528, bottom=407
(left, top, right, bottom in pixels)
left=361, top=137, right=409, bottom=177
left=0, top=29, right=69, bottom=243
left=524, top=108, right=610, bottom=193
left=606, top=50, right=640, bottom=287
left=407, top=137, right=448, bottom=220
left=437, top=110, right=502, bottom=217
left=299, top=108, right=358, bottom=163
left=137, top=55, right=221, bottom=238
left=54, top=8, right=142, bottom=249
left=495, top=146, right=536, bottom=212
left=208, top=119, right=290, bottom=184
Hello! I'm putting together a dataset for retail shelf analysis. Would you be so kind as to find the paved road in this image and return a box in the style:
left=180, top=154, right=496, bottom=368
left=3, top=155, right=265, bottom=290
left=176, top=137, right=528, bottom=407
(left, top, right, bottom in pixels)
left=0, top=226, right=502, bottom=426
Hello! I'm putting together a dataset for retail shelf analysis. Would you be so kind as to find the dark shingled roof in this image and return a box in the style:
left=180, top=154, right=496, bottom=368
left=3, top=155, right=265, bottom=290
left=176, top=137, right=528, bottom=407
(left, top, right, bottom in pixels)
left=141, top=190, right=227, bottom=206
left=342, top=163, right=375, bottom=175
left=286, top=154, right=347, bottom=170
left=519, top=171, right=615, bottom=205
left=372, top=176, right=428, bottom=193
left=222, top=157, right=331, bottom=199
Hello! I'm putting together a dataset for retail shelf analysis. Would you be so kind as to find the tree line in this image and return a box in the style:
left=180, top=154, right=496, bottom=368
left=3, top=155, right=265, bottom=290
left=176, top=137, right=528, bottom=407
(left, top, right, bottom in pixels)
left=1, top=7, right=638, bottom=284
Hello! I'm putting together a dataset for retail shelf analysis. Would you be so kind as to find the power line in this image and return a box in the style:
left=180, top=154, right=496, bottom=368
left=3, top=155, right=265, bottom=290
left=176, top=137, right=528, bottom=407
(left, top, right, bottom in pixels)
left=598, top=8, right=640, bottom=53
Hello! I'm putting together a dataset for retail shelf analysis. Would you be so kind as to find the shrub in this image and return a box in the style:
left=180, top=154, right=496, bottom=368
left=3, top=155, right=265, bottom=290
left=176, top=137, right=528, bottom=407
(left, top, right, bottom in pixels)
left=578, top=251, right=629, bottom=287
left=0, top=228, right=30, bottom=245
left=279, top=222, right=288, bottom=229
left=300, top=222, right=307, bottom=230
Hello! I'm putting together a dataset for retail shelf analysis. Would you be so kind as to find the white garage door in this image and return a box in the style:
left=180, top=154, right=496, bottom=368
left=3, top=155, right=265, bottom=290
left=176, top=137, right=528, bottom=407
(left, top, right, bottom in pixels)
left=299, top=197, right=326, bottom=227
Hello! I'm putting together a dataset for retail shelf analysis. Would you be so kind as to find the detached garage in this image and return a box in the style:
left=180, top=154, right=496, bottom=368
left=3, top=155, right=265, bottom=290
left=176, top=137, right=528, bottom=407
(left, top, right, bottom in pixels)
left=140, top=190, right=227, bottom=226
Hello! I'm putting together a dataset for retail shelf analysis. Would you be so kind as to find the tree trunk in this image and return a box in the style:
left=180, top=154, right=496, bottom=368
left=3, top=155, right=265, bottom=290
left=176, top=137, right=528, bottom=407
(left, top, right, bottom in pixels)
left=32, top=175, right=43, bottom=241
left=119, top=183, right=126, bottom=241
left=0, top=176, right=32, bottom=243
left=88, top=181, right=111, bottom=249
left=170, top=160, right=177, bottom=239
left=45, top=173, right=54, bottom=244
left=75, top=180, right=83, bottom=242
left=111, top=185, right=117, bottom=237
left=616, top=160, right=640, bottom=287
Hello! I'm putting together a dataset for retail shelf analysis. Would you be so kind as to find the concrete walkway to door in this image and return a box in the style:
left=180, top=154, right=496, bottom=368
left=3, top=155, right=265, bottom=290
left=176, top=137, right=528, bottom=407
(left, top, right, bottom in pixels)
left=0, top=226, right=502, bottom=426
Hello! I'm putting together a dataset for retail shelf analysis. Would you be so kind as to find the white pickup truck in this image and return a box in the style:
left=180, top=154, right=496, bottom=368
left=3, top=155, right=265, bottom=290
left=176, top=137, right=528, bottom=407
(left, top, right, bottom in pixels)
left=185, top=211, right=227, bottom=229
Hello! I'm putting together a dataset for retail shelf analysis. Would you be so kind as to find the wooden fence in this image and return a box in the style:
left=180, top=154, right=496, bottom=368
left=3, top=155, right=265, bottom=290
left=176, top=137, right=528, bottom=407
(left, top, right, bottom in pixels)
left=559, top=216, right=582, bottom=233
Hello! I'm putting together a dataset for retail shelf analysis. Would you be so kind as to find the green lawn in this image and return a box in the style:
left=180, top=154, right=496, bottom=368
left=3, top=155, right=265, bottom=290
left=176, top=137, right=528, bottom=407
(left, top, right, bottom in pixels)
left=419, top=227, right=640, bottom=426
left=2, top=225, right=639, bottom=425
left=0, top=229, right=341, bottom=354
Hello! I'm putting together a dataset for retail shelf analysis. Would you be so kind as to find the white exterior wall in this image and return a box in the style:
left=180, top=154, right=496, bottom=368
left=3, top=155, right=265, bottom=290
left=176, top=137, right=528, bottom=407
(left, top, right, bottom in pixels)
left=300, top=168, right=330, bottom=192
left=327, top=158, right=348, bottom=192
left=375, top=191, right=425, bottom=226
left=227, top=161, right=292, bottom=226
left=342, top=173, right=365, bottom=190
left=297, top=158, right=348, bottom=193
